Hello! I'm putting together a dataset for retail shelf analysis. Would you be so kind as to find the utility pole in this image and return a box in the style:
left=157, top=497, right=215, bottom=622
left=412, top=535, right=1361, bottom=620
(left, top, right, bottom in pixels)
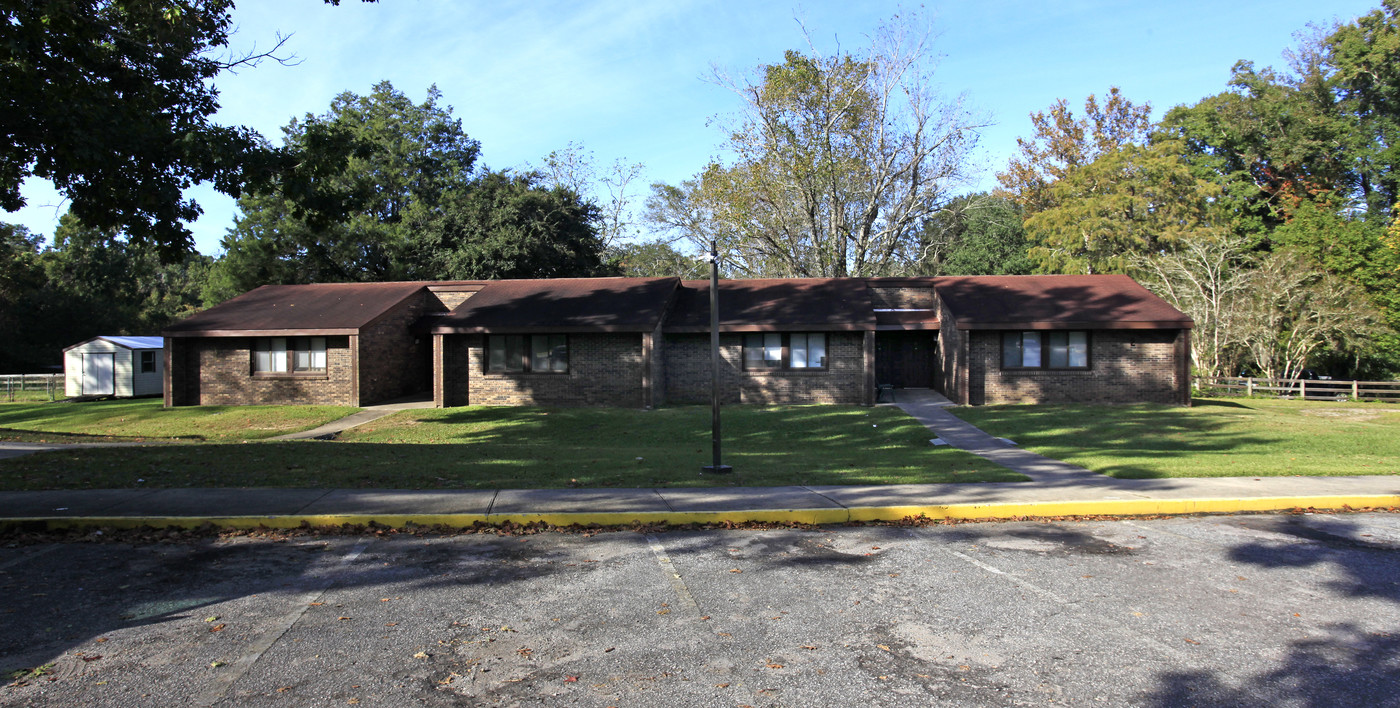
left=701, top=239, right=732, bottom=474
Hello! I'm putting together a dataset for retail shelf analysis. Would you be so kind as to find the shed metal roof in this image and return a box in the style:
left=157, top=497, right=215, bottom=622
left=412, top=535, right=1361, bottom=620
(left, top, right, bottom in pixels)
left=430, top=278, right=680, bottom=333
left=665, top=279, right=877, bottom=332
left=163, top=281, right=430, bottom=336
left=101, top=336, right=163, bottom=349
left=933, top=275, right=1193, bottom=329
left=62, top=335, right=164, bottom=352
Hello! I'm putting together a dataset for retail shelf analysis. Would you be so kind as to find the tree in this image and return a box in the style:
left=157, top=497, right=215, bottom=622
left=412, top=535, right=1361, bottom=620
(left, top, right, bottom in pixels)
left=1, top=0, right=376, bottom=260
left=533, top=142, right=645, bottom=250
left=205, top=82, right=481, bottom=301
left=400, top=170, right=608, bottom=281
left=607, top=239, right=708, bottom=279
left=1159, top=62, right=1354, bottom=237
left=1133, top=233, right=1256, bottom=378
left=1022, top=140, right=1223, bottom=274
left=0, top=223, right=46, bottom=371
left=0, top=213, right=210, bottom=371
left=911, top=193, right=1033, bottom=276
left=997, top=88, right=1153, bottom=216
left=648, top=13, right=985, bottom=277
left=1325, top=0, right=1400, bottom=218
left=1238, top=250, right=1382, bottom=381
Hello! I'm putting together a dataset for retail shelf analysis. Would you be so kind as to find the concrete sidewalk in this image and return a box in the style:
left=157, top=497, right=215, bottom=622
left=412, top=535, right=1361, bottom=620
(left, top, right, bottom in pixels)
left=2, top=474, right=1397, bottom=530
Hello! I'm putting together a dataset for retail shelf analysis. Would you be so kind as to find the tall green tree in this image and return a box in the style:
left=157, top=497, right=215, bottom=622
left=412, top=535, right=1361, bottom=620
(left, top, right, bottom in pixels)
left=1, top=0, right=373, bottom=259
left=1159, top=62, right=1353, bottom=237
left=912, top=194, right=1033, bottom=276
left=0, top=214, right=209, bottom=371
left=1022, top=141, right=1223, bottom=274
left=400, top=170, right=608, bottom=281
left=205, top=82, right=481, bottom=301
left=997, top=87, right=1153, bottom=216
left=607, top=239, right=708, bottom=279
left=648, top=13, right=984, bottom=277
left=1326, top=0, right=1400, bottom=217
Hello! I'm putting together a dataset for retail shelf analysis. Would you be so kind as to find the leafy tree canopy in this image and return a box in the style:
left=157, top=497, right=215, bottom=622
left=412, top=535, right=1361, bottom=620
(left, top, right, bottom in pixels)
left=1, top=0, right=370, bottom=261
left=205, top=83, right=609, bottom=303
left=997, top=87, right=1152, bottom=216
left=649, top=13, right=984, bottom=277
left=401, top=169, right=608, bottom=281
left=912, top=194, right=1033, bottom=276
left=205, top=81, right=481, bottom=301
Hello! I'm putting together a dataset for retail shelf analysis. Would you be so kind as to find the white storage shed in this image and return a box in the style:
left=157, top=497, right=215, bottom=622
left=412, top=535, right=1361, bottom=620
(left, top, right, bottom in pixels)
left=63, top=336, right=164, bottom=398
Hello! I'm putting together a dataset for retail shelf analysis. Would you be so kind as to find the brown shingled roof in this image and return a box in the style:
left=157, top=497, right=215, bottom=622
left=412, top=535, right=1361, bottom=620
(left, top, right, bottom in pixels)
left=163, top=281, right=431, bottom=336
left=665, top=279, right=876, bottom=332
left=431, top=277, right=680, bottom=333
left=934, top=275, right=1193, bottom=329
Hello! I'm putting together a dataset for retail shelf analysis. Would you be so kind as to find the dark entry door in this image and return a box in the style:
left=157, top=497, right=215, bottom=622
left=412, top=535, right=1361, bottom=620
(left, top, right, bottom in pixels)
left=875, top=332, right=937, bottom=388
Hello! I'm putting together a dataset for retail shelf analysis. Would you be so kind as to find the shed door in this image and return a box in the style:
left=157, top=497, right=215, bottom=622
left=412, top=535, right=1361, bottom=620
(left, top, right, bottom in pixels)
left=83, top=353, right=115, bottom=396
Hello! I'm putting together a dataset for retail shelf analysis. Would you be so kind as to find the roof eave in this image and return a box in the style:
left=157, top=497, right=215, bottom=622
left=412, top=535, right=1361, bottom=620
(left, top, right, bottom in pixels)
left=163, top=328, right=362, bottom=338
left=955, top=320, right=1194, bottom=330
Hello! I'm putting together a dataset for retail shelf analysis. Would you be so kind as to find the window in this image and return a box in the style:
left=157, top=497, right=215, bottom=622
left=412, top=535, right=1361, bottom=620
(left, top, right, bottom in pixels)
left=140, top=351, right=156, bottom=373
left=488, top=334, right=568, bottom=373
left=253, top=337, right=326, bottom=373
left=743, top=333, right=827, bottom=370
left=1001, top=331, right=1089, bottom=370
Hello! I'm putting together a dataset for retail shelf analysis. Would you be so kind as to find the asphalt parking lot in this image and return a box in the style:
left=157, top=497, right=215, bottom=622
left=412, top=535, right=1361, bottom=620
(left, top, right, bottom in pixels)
left=3, top=513, right=1400, bottom=707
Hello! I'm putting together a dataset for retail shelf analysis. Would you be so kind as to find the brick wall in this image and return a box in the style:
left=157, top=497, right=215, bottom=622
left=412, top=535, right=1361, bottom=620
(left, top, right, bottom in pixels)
left=456, top=333, right=647, bottom=407
left=935, top=298, right=967, bottom=404
left=662, top=332, right=867, bottom=405
left=967, top=329, right=1185, bottom=405
left=358, top=291, right=433, bottom=405
left=171, top=336, right=356, bottom=406
left=868, top=286, right=935, bottom=309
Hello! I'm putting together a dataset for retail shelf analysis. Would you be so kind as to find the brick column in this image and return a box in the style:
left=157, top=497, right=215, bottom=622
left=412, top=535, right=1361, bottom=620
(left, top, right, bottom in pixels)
left=432, top=333, right=445, bottom=408
left=863, top=330, right=876, bottom=406
left=163, top=338, right=175, bottom=407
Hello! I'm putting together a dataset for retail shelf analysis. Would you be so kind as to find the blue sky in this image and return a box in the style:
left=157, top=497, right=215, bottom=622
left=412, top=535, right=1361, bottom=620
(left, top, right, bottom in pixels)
left=9, top=0, right=1382, bottom=254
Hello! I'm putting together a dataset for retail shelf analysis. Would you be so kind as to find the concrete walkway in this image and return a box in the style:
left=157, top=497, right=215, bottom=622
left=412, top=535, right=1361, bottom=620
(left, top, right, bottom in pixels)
left=886, top=389, right=1104, bottom=483
left=268, top=394, right=435, bottom=441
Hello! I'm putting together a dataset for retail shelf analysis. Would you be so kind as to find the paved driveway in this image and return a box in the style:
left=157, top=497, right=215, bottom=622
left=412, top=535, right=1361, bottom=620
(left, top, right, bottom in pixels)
left=3, top=513, right=1399, bottom=706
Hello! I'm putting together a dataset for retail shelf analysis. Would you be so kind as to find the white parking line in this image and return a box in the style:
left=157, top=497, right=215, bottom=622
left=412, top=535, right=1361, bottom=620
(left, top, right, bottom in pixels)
left=195, top=538, right=374, bottom=707
left=645, top=534, right=702, bottom=617
left=946, top=549, right=1069, bottom=604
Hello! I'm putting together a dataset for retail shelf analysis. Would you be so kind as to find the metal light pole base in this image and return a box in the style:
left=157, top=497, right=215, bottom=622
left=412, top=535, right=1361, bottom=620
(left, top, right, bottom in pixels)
left=700, top=465, right=734, bottom=475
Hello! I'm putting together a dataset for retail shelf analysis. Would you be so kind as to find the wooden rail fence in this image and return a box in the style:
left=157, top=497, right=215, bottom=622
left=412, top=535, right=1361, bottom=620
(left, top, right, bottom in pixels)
left=1, top=373, right=64, bottom=401
left=1196, top=376, right=1400, bottom=403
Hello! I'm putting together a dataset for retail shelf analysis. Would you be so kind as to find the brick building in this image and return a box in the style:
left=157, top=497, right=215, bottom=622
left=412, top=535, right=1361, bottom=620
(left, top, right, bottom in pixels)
left=162, top=275, right=1193, bottom=408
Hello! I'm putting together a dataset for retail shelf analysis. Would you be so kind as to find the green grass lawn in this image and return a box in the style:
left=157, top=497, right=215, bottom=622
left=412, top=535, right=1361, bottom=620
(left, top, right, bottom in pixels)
left=952, top=397, right=1400, bottom=479
left=0, top=398, right=359, bottom=443
left=0, top=405, right=1020, bottom=490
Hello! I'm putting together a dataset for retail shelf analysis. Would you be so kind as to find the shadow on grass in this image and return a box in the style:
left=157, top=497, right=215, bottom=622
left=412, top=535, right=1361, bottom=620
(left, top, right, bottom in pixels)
left=1138, top=515, right=1400, bottom=706
left=951, top=399, right=1282, bottom=479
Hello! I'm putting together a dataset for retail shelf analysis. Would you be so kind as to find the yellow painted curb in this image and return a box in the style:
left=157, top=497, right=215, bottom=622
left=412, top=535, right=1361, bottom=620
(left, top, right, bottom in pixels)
left=4, top=494, right=1398, bottom=532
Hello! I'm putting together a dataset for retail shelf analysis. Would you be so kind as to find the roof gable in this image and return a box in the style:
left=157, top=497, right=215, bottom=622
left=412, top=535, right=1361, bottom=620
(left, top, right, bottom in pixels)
left=431, top=277, right=680, bottom=333
left=933, top=275, right=1192, bottom=329
left=163, top=282, right=430, bottom=336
